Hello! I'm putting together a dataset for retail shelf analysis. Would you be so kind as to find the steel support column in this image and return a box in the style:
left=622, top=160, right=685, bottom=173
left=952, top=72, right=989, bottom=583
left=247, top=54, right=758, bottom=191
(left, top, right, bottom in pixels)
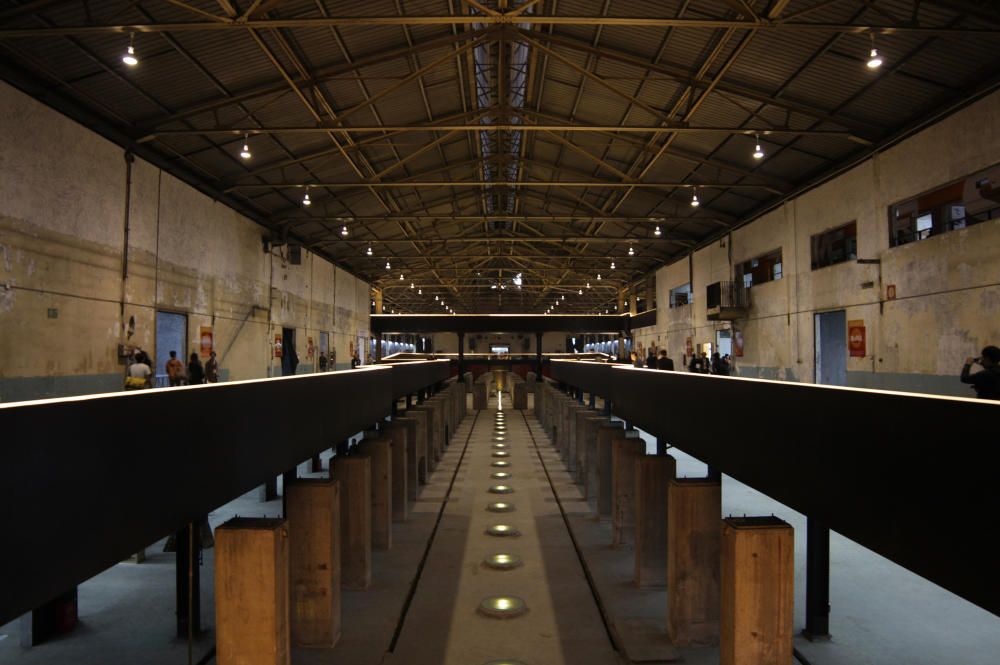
left=805, top=517, right=832, bottom=640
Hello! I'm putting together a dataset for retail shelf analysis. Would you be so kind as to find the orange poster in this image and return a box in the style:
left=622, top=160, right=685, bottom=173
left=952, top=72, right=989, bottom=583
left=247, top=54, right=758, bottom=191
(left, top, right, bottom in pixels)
left=199, top=326, right=213, bottom=357
left=848, top=320, right=866, bottom=357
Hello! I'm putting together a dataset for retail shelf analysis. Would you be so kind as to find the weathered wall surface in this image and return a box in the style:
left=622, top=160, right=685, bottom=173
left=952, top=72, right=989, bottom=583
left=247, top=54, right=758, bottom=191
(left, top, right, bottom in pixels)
left=635, top=90, right=1000, bottom=397
left=0, top=82, right=370, bottom=402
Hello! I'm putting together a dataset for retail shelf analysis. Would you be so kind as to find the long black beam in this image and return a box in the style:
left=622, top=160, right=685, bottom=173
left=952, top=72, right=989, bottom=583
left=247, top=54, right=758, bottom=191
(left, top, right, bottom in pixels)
left=386, top=358, right=451, bottom=399
left=0, top=362, right=446, bottom=626
left=550, top=360, right=1000, bottom=617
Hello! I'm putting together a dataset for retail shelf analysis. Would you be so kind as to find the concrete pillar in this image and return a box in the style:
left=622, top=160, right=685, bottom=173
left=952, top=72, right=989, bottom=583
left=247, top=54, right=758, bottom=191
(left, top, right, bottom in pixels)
left=611, top=436, right=645, bottom=545
left=513, top=382, right=528, bottom=409
left=720, top=516, right=794, bottom=665
left=332, top=456, right=372, bottom=590
left=574, top=411, right=600, bottom=485
left=404, top=409, right=430, bottom=482
left=667, top=478, right=721, bottom=647
left=285, top=479, right=340, bottom=647
left=215, top=517, right=290, bottom=665
left=381, top=422, right=408, bottom=521
left=358, top=435, right=392, bottom=550
left=473, top=383, right=487, bottom=409
left=634, top=454, right=676, bottom=587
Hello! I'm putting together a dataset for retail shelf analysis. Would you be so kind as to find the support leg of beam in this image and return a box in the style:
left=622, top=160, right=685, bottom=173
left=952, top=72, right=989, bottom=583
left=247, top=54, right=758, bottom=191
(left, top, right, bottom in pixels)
left=332, top=456, right=372, bottom=589
left=611, top=435, right=645, bottom=545
left=175, top=522, right=202, bottom=639
left=804, top=517, right=831, bottom=640
left=634, top=454, right=676, bottom=587
left=383, top=422, right=409, bottom=522
left=358, top=434, right=392, bottom=550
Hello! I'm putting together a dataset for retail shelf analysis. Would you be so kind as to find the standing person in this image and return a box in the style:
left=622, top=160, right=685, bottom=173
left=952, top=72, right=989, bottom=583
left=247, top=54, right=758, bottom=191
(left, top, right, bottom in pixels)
left=630, top=351, right=643, bottom=368
left=710, top=352, right=724, bottom=375
left=657, top=349, right=675, bottom=371
left=205, top=351, right=220, bottom=383
left=688, top=352, right=704, bottom=373
left=351, top=352, right=361, bottom=369
left=318, top=351, right=328, bottom=372
left=165, top=351, right=185, bottom=386
left=125, top=350, right=153, bottom=390
left=960, top=346, right=1000, bottom=400
left=645, top=346, right=657, bottom=369
left=188, top=352, right=205, bottom=385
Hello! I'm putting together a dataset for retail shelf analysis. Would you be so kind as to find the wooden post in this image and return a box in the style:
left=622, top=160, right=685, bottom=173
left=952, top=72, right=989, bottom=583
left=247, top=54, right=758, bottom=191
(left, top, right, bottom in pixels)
left=215, top=518, right=290, bottom=665
left=513, top=382, right=528, bottom=409
left=382, top=421, right=409, bottom=521
left=409, top=405, right=438, bottom=470
left=473, top=383, right=488, bottom=409
left=667, top=478, right=721, bottom=647
left=611, top=435, right=645, bottom=545
left=595, top=423, right=624, bottom=517
left=394, top=416, right=422, bottom=497
left=404, top=409, right=430, bottom=482
left=574, top=411, right=600, bottom=485
left=358, top=435, right=392, bottom=550
left=332, top=456, right=372, bottom=590
left=720, top=516, right=794, bottom=665
left=634, top=454, right=676, bottom=587
left=285, top=479, right=341, bottom=647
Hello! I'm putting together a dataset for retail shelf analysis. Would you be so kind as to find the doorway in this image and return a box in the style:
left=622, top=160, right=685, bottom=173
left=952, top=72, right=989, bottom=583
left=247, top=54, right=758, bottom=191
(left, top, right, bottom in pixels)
left=815, top=310, right=847, bottom=386
left=155, top=311, right=187, bottom=387
left=281, top=327, right=298, bottom=376
left=716, top=329, right=732, bottom=358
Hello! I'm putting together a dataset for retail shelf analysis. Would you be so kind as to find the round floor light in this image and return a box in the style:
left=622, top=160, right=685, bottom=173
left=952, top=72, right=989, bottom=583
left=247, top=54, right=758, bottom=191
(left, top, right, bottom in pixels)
left=486, top=524, right=519, bottom=537
left=481, top=661, right=528, bottom=665
left=489, top=484, right=514, bottom=494
left=482, top=553, right=523, bottom=570
left=491, top=460, right=511, bottom=468
left=486, top=501, right=514, bottom=513
left=491, top=472, right=511, bottom=480
left=492, top=451, right=510, bottom=458
left=478, top=595, right=528, bottom=618
left=492, top=443, right=508, bottom=449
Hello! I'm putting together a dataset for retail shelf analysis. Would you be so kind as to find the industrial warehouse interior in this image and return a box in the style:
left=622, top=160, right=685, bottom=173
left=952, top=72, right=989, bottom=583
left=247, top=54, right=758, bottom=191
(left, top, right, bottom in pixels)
left=1, top=1, right=999, bottom=665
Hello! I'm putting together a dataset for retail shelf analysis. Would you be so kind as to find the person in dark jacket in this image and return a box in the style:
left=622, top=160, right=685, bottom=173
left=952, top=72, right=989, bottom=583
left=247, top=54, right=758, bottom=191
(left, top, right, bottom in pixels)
left=688, top=353, right=705, bottom=373
left=645, top=348, right=657, bottom=369
left=960, top=345, right=1000, bottom=400
left=657, top=350, right=675, bottom=371
left=188, top=352, right=205, bottom=385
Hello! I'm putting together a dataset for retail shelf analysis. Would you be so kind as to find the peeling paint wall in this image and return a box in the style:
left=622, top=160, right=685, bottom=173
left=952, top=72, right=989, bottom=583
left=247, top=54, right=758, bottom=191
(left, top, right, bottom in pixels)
left=0, top=82, right=371, bottom=402
left=635, top=90, right=1000, bottom=397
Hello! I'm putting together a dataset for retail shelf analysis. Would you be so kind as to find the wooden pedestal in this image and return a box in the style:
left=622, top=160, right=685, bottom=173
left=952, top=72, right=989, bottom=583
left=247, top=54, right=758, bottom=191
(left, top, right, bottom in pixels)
left=634, top=455, right=676, bottom=586
left=667, top=478, right=721, bottom=646
left=473, top=383, right=488, bottom=410
left=358, top=435, right=392, bottom=550
left=403, top=409, right=429, bottom=482
left=215, top=517, right=289, bottom=665
left=611, top=435, right=646, bottom=545
left=382, top=421, right=409, bottom=521
left=720, top=516, right=794, bottom=665
left=332, top=456, right=372, bottom=590
left=513, top=382, right=528, bottom=409
left=285, top=479, right=341, bottom=647
left=595, top=423, right=624, bottom=516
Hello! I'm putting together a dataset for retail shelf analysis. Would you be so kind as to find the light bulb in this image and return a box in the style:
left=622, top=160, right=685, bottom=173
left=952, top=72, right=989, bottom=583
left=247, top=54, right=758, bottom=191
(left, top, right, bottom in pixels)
left=491, top=284, right=497, bottom=290
left=410, top=282, right=414, bottom=289
left=418, top=289, right=422, bottom=295
left=122, top=36, right=138, bottom=66
left=366, top=245, right=372, bottom=256
left=239, top=134, right=251, bottom=160
left=586, top=282, right=591, bottom=289
left=578, top=289, right=583, bottom=295
left=610, top=260, right=616, bottom=270
left=597, top=273, right=602, bottom=280
left=562, top=295, right=565, bottom=300
left=340, top=225, right=348, bottom=237
left=435, top=295, right=439, bottom=301
left=302, top=191, right=311, bottom=206
left=628, top=247, right=634, bottom=256
left=691, top=190, right=700, bottom=207
left=654, top=225, right=661, bottom=236
left=753, top=135, right=765, bottom=160
left=385, top=260, right=391, bottom=270
left=867, top=47, right=883, bottom=69
left=399, top=273, right=404, bottom=280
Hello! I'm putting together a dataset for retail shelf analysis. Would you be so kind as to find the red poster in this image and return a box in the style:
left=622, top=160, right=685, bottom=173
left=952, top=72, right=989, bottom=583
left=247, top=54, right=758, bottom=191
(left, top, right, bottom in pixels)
left=274, top=335, right=283, bottom=358
left=199, top=326, right=213, bottom=357
left=685, top=337, right=694, bottom=356
left=734, top=330, right=744, bottom=357
left=848, top=320, right=866, bottom=357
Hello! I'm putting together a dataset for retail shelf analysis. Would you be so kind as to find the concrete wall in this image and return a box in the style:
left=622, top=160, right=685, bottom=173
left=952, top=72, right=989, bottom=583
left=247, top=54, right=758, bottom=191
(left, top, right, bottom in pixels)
left=635, top=90, right=1000, bottom=397
left=0, top=81, right=371, bottom=402
left=431, top=331, right=565, bottom=354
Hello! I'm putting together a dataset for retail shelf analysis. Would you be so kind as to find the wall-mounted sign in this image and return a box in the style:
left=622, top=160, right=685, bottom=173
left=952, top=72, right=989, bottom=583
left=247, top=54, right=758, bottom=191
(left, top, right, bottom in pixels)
left=848, top=320, right=866, bottom=357
left=886, top=284, right=897, bottom=300
left=685, top=336, right=694, bottom=356
left=274, top=335, right=283, bottom=358
left=199, top=326, right=213, bottom=357
left=734, top=330, right=744, bottom=357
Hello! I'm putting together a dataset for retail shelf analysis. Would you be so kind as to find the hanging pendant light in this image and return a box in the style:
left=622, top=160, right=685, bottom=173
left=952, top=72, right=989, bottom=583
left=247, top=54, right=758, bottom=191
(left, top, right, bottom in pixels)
left=302, top=188, right=311, bottom=206
left=239, top=134, right=252, bottom=160
left=753, top=135, right=765, bottom=160
left=122, top=34, right=139, bottom=66
left=691, top=188, right=700, bottom=207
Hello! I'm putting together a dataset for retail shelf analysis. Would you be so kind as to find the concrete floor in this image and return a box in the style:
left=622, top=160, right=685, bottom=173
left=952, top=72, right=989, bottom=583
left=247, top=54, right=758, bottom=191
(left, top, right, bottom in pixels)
left=3, top=391, right=999, bottom=665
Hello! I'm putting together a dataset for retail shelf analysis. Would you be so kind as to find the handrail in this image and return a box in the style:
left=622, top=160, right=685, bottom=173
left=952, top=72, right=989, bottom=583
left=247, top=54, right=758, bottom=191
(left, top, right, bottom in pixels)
left=0, top=361, right=448, bottom=625
left=550, top=360, right=1000, bottom=617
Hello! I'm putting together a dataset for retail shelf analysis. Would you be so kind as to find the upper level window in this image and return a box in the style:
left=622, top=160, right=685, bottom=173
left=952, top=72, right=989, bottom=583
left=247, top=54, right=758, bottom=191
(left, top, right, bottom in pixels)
left=811, top=221, right=857, bottom=270
left=669, top=283, right=692, bottom=308
left=736, top=249, right=782, bottom=288
left=889, top=165, right=1000, bottom=247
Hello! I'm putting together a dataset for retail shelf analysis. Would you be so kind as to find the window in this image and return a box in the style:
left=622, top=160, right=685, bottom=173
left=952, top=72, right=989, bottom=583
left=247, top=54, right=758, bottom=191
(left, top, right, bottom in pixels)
left=811, top=221, right=857, bottom=270
left=735, top=249, right=782, bottom=288
left=669, top=283, right=693, bottom=308
left=889, top=165, right=1000, bottom=247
